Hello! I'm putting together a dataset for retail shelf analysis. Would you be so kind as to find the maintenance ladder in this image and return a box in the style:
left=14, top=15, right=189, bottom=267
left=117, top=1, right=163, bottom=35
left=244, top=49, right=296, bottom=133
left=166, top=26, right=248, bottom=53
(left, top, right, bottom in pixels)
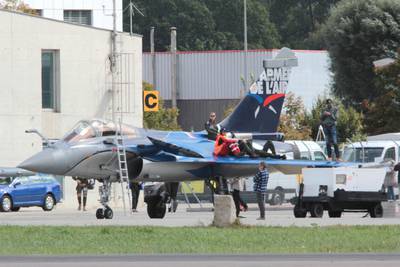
left=115, top=121, right=132, bottom=215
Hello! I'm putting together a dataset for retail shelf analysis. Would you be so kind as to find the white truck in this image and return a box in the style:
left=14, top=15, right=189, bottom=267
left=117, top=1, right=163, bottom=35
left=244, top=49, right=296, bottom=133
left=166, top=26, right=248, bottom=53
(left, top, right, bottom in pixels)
left=343, top=138, right=400, bottom=199
left=293, top=167, right=387, bottom=218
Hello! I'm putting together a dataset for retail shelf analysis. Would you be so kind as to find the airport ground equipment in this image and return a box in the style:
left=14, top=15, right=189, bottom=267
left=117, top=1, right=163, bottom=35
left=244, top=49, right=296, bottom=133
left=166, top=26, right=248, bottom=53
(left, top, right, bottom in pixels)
left=293, top=167, right=387, bottom=218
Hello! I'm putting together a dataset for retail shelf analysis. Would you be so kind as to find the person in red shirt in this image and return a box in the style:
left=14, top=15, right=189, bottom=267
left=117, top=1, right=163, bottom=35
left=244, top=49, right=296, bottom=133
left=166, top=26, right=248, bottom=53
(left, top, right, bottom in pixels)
left=214, top=130, right=238, bottom=156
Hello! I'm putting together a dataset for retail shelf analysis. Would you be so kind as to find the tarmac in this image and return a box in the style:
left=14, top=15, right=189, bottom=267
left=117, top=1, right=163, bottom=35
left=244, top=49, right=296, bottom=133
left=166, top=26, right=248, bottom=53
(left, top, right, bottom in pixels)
left=0, top=202, right=399, bottom=227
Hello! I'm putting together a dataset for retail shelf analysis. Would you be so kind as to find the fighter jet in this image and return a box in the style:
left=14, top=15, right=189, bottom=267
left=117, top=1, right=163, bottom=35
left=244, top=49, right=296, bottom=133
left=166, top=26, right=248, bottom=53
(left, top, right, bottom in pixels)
left=19, top=48, right=351, bottom=219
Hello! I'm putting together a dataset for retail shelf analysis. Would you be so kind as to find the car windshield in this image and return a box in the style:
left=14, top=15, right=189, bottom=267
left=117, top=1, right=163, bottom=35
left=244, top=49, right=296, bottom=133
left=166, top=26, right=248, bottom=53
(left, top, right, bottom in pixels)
left=62, top=119, right=138, bottom=143
left=0, top=177, right=13, bottom=185
left=343, top=147, right=384, bottom=163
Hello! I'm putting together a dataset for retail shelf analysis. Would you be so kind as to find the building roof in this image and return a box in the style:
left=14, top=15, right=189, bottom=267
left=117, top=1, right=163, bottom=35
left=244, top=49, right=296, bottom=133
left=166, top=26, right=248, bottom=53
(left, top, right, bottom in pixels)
left=0, top=8, right=142, bottom=37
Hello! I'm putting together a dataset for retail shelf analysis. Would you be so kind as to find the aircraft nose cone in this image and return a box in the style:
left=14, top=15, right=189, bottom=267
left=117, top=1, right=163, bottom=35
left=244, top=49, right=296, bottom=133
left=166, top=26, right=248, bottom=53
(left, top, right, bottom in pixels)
left=18, top=149, right=69, bottom=175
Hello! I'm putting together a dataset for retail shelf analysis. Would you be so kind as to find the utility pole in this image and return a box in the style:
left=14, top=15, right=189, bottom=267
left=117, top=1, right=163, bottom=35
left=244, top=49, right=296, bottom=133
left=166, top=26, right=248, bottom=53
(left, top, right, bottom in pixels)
left=150, top=27, right=156, bottom=88
left=243, top=0, right=248, bottom=97
left=170, top=27, right=177, bottom=108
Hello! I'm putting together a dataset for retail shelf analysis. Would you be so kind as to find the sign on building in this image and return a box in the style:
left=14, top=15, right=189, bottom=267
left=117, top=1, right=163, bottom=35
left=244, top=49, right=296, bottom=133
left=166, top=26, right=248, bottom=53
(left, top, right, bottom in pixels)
left=143, top=91, right=159, bottom=112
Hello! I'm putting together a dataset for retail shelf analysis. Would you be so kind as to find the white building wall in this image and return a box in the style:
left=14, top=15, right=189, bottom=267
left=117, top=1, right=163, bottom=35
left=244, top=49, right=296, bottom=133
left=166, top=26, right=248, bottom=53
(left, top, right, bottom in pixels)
left=23, top=0, right=123, bottom=31
left=0, top=9, right=142, bottom=209
left=0, top=9, right=142, bottom=166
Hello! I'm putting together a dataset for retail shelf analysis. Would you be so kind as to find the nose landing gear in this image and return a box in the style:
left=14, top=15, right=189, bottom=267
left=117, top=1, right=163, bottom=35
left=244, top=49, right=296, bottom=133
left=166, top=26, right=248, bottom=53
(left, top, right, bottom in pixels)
left=96, top=178, right=114, bottom=219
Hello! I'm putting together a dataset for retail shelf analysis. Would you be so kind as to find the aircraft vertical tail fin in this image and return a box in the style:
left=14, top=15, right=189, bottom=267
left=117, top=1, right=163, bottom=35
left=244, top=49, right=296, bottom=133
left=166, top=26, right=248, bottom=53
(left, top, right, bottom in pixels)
left=219, top=47, right=298, bottom=137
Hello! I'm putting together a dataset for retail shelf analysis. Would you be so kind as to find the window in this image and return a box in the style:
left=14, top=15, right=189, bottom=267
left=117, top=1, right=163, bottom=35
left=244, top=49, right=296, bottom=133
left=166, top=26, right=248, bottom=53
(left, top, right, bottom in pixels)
left=33, top=9, right=42, bottom=16
left=42, top=50, right=60, bottom=110
left=314, top=151, right=326, bottom=161
left=384, top=147, right=396, bottom=161
left=64, top=10, right=92, bottom=26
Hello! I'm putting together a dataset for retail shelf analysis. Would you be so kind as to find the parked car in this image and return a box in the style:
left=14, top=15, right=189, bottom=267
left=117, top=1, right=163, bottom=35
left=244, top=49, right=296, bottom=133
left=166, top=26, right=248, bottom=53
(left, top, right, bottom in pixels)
left=0, top=174, right=61, bottom=212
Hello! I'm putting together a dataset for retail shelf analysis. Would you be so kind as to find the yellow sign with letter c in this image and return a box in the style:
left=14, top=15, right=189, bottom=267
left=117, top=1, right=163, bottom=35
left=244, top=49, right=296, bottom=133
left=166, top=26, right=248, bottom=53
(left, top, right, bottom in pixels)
left=143, top=91, right=159, bottom=112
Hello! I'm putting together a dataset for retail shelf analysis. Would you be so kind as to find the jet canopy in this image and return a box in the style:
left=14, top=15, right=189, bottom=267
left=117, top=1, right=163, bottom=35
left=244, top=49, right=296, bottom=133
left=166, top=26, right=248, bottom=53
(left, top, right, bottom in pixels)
left=62, top=119, right=137, bottom=143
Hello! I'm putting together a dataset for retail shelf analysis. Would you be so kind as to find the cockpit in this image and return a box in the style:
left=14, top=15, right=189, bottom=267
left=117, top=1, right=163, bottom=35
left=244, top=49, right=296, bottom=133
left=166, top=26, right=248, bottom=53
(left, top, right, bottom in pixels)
left=62, top=119, right=138, bottom=144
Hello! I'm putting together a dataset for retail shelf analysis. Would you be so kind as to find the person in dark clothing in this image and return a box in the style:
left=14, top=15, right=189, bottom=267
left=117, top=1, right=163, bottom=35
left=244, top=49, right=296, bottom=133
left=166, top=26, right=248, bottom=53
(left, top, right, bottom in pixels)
left=253, top=161, right=269, bottom=220
left=320, top=99, right=340, bottom=160
left=229, top=178, right=248, bottom=218
left=73, top=177, right=89, bottom=211
left=205, top=112, right=220, bottom=140
left=129, top=181, right=141, bottom=212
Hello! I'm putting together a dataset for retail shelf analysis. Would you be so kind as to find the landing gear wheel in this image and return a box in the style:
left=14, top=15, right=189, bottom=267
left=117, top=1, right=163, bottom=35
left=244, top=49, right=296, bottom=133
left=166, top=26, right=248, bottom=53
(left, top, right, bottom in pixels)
left=147, top=201, right=167, bottom=219
left=42, top=193, right=55, bottom=211
left=310, top=203, right=324, bottom=218
left=96, top=208, right=104, bottom=219
left=0, top=195, right=12, bottom=212
left=104, top=208, right=113, bottom=219
left=328, top=210, right=342, bottom=218
left=369, top=203, right=383, bottom=218
left=293, top=205, right=307, bottom=218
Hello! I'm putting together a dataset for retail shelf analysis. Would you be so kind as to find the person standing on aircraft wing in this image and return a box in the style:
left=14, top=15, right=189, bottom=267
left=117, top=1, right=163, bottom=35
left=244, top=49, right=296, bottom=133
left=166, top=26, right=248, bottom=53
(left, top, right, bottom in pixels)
left=253, top=161, right=268, bottom=220
left=205, top=112, right=220, bottom=140
left=320, top=99, right=340, bottom=161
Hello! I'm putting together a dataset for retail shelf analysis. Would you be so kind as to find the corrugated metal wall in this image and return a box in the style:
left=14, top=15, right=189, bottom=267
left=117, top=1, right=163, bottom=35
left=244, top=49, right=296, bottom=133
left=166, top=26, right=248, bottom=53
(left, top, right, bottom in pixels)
left=143, top=49, right=331, bottom=109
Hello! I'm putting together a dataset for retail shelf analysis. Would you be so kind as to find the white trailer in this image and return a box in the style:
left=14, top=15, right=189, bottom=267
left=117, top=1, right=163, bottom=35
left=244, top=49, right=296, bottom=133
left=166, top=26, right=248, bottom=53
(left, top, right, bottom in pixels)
left=293, top=167, right=387, bottom=218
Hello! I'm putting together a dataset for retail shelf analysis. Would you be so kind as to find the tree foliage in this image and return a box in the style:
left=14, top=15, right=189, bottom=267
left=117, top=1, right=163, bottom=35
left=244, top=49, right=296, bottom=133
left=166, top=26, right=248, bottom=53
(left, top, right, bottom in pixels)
left=265, top=0, right=340, bottom=49
left=143, top=82, right=181, bottom=131
left=0, top=0, right=37, bottom=14
left=278, top=92, right=312, bottom=140
left=306, top=96, right=364, bottom=142
left=321, top=0, right=400, bottom=106
left=123, top=0, right=279, bottom=51
left=363, top=55, right=400, bottom=134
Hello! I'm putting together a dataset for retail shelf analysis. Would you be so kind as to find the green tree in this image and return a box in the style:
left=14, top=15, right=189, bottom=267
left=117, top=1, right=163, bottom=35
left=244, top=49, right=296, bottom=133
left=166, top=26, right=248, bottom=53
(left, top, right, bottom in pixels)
left=306, top=96, right=364, bottom=142
left=143, top=82, right=181, bottom=131
left=124, top=0, right=279, bottom=51
left=363, top=55, right=400, bottom=134
left=264, top=0, right=339, bottom=49
left=0, top=0, right=37, bottom=14
left=321, top=0, right=400, bottom=106
left=278, top=92, right=312, bottom=140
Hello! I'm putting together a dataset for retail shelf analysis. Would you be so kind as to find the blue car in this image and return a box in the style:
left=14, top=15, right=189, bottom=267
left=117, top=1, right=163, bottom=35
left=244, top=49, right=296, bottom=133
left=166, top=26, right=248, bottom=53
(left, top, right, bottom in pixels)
left=0, top=174, right=61, bottom=212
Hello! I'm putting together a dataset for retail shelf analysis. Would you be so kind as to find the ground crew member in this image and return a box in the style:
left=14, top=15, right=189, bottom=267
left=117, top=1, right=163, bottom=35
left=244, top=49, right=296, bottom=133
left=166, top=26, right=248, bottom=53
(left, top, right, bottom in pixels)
left=129, top=181, right=141, bottom=212
left=73, top=177, right=89, bottom=211
left=253, top=161, right=268, bottom=220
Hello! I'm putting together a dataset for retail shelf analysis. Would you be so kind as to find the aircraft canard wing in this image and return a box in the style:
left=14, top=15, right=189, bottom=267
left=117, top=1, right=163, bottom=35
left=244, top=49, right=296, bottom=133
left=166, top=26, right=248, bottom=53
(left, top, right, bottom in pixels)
left=0, top=167, right=35, bottom=177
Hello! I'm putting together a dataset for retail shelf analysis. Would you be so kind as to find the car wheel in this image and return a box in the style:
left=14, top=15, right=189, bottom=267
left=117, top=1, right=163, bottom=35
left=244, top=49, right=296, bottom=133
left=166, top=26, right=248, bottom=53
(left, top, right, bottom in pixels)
left=42, top=193, right=55, bottom=211
left=0, top=195, right=12, bottom=212
left=11, top=207, right=20, bottom=212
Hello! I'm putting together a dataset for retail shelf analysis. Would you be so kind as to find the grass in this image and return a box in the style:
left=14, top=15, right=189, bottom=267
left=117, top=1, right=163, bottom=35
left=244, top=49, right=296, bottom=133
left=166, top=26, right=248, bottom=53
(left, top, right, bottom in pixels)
left=0, top=225, right=399, bottom=255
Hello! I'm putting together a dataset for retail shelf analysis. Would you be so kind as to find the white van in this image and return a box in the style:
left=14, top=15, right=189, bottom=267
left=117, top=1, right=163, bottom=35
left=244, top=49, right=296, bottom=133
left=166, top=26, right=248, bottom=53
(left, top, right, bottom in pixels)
left=245, top=140, right=328, bottom=205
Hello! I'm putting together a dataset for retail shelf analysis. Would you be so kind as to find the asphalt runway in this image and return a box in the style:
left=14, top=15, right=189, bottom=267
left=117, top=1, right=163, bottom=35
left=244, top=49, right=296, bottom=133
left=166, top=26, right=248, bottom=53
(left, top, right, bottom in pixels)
left=0, top=203, right=399, bottom=227
left=0, top=254, right=399, bottom=267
